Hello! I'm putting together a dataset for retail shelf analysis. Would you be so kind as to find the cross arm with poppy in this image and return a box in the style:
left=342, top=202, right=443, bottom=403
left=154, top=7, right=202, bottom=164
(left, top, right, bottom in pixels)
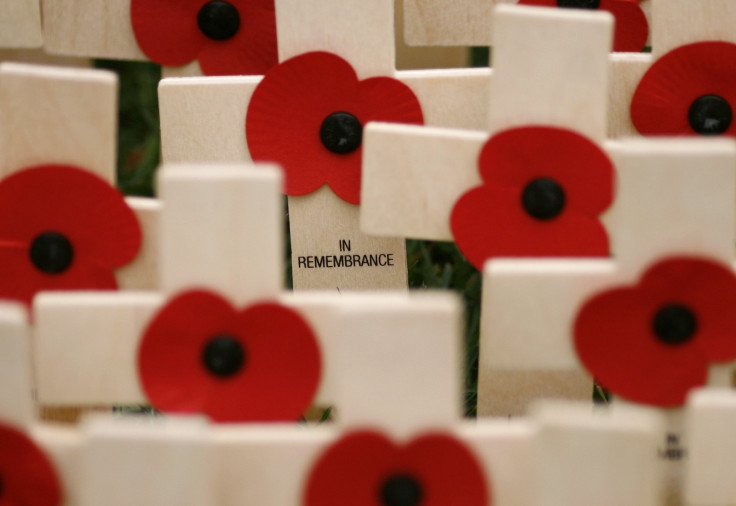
left=158, top=0, right=491, bottom=293
left=42, top=0, right=279, bottom=77
left=404, top=0, right=650, bottom=53
left=0, top=63, right=159, bottom=303
left=362, top=5, right=614, bottom=417
left=609, top=0, right=736, bottom=139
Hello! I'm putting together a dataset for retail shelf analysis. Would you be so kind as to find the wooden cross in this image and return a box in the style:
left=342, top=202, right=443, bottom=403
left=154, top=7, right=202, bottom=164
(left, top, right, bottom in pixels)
left=158, top=0, right=491, bottom=292
left=684, top=388, right=736, bottom=505
left=362, top=5, right=613, bottom=415
left=531, top=400, right=663, bottom=505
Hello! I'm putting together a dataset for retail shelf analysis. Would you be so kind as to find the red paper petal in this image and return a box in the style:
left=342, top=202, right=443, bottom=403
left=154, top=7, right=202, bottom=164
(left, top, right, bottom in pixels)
left=478, top=127, right=614, bottom=215
left=304, top=430, right=489, bottom=506
left=246, top=51, right=423, bottom=205
left=0, top=423, right=62, bottom=505
left=516, top=0, right=648, bottom=52
left=131, top=0, right=277, bottom=76
left=0, top=165, right=141, bottom=307
left=451, top=185, right=609, bottom=269
left=131, top=0, right=204, bottom=66
left=574, top=257, right=736, bottom=407
left=197, top=0, right=278, bottom=76
left=138, top=290, right=321, bottom=422
left=631, top=42, right=736, bottom=137
left=600, top=0, right=648, bottom=52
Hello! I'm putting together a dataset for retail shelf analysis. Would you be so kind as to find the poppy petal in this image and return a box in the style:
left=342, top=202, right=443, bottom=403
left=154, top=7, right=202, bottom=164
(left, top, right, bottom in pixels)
left=478, top=127, right=614, bottom=215
left=516, top=0, right=557, bottom=6
left=638, top=258, right=736, bottom=363
left=600, top=0, right=648, bottom=52
left=631, top=42, right=736, bottom=137
left=0, top=166, right=141, bottom=269
left=246, top=52, right=423, bottom=205
left=138, top=290, right=321, bottom=422
left=304, top=430, right=488, bottom=506
left=197, top=0, right=277, bottom=75
left=450, top=184, right=610, bottom=269
left=575, top=285, right=708, bottom=407
left=131, top=0, right=205, bottom=66
left=0, top=423, right=62, bottom=505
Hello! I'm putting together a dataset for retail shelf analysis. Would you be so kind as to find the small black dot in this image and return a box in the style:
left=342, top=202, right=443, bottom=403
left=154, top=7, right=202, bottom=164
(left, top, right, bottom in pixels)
left=557, top=0, right=600, bottom=8
left=652, top=305, right=698, bottom=345
left=198, top=1, right=241, bottom=41
left=380, top=474, right=423, bottom=506
left=521, top=178, right=566, bottom=220
left=320, top=112, right=363, bottom=155
left=29, top=232, right=74, bottom=274
left=202, top=335, right=246, bottom=378
left=688, top=95, right=732, bottom=135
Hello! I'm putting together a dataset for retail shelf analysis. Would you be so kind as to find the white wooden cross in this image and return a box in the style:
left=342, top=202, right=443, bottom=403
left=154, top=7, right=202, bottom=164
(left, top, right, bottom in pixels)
left=0, top=0, right=42, bottom=49
left=530, top=400, right=664, bottom=506
left=684, top=388, right=736, bottom=505
left=362, top=5, right=614, bottom=415
left=158, top=0, right=491, bottom=292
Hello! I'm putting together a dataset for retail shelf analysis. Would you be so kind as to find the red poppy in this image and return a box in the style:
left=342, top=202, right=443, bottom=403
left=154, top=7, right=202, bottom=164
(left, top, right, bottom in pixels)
left=246, top=51, right=424, bottom=205
left=631, top=42, right=736, bottom=138
left=137, top=289, right=321, bottom=422
left=574, top=257, right=736, bottom=407
left=0, top=422, right=62, bottom=505
left=130, top=0, right=277, bottom=76
left=304, top=430, right=489, bottom=506
left=449, top=126, right=613, bottom=270
left=0, top=165, right=141, bottom=308
left=516, top=0, right=648, bottom=52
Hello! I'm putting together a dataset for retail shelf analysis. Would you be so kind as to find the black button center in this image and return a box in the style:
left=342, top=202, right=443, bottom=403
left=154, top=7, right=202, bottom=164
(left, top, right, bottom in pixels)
left=557, top=0, right=600, bottom=8
left=320, top=112, right=363, bottom=155
left=198, top=1, right=241, bottom=41
left=202, top=335, right=246, bottom=377
left=521, top=178, right=566, bottom=220
left=30, top=232, right=74, bottom=274
left=688, top=95, right=732, bottom=136
left=380, top=474, right=423, bottom=506
left=652, top=304, right=698, bottom=345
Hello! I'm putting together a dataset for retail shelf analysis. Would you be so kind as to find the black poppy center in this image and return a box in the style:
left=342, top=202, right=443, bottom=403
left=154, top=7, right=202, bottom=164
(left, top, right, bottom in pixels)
left=380, top=474, right=423, bottom=506
left=557, top=0, right=600, bottom=8
left=652, top=304, right=698, bottom=345
left=30, top=232, right=74, bottom=274
left=688, top=95, right=733, bottom=135
left=320, top=112, right=363, bottom=155
left=521, top=178, right=566, bottom=220
left=198, top=1, right=241, bottom=41
left=201, top=335, right=246, bottom=377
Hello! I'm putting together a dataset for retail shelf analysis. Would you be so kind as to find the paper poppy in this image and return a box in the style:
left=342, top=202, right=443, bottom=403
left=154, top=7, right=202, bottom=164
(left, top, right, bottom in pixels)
left=0, top=422, right=62, bottom=505
left=631, top=41, right=736, bottom=137
left=246, top=51, right=424, bottom=205
left=138, top=289, right=321, bottom=422
left=130, top=0, right=277, bottom=76
left=0, top=165, right=141, bottom=308
left=574, top=257, right=736, bottom=407
left=304, top=430, right=489, bottom=506
left=516, top=0, right=648, bottom=53
left=449, top=126, right=613, bottom=270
